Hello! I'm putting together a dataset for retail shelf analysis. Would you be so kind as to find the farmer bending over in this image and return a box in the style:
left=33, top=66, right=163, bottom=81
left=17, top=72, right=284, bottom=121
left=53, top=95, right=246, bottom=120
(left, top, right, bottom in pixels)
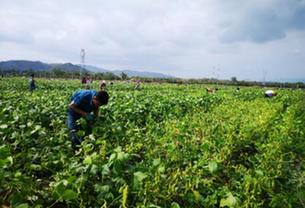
left=67, top=90, right=109, bottom=150
left=264, top=90, right=277, bottom=98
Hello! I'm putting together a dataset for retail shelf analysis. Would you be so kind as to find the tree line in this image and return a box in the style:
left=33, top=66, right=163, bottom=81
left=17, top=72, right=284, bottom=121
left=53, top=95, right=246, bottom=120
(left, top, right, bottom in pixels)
left=1, top=68, right=304, bottom=89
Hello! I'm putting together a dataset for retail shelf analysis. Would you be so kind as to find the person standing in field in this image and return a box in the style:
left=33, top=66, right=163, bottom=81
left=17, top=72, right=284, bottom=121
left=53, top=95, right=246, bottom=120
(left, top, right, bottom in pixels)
left=135, top=80, right=141, bottom=90
left=29, top=74, right=36, bottom=91
left=67, top=89, right=109, bottom=150
left=81, top=76, right=87, bottom=85
left=85, top=76, right=92, bottom=89
left=100, top=80, right=107, bottom=91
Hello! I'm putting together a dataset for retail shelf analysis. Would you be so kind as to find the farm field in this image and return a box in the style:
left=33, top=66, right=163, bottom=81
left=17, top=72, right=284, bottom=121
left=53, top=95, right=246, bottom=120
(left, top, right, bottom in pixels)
left=0, top=77, right=305, bottom=207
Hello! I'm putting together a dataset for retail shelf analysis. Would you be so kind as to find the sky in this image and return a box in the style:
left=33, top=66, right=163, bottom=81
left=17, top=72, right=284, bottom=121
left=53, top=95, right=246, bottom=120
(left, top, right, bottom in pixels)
left=0, top=0, right=305, bottom=81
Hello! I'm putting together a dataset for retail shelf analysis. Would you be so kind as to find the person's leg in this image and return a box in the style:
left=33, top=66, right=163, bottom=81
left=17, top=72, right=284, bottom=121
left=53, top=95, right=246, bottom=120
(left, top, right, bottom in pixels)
left=67, top=113, right=81, bottom=150
left=85, top=122, right=93, bottom=136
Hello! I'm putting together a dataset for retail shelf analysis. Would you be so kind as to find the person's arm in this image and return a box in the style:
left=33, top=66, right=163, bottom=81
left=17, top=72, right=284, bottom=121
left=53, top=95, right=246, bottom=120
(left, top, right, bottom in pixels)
left=69, top=102, right=88, bottom=117
left=93, top=108, right=99, bottom=117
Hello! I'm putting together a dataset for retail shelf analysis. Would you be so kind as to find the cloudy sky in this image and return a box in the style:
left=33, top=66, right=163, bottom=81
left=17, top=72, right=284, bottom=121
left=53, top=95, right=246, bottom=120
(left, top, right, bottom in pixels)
left=1, top=0, right=305, bottom=81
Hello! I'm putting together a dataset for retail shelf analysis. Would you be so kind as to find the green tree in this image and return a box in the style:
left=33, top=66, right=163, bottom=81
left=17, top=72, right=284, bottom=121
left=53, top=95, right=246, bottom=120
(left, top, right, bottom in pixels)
left=121, top=72, right=128, bottom=80
left=52, top=68, right=66, bottom=77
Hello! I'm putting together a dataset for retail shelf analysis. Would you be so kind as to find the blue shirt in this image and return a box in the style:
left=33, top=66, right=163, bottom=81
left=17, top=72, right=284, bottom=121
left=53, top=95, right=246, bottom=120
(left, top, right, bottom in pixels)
left=69, top=90, right=97, bottom=117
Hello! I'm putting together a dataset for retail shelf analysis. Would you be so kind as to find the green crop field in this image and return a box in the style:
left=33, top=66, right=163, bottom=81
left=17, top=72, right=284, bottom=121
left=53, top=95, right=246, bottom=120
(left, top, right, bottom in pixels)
left=1, top=77, right=305, bottom=207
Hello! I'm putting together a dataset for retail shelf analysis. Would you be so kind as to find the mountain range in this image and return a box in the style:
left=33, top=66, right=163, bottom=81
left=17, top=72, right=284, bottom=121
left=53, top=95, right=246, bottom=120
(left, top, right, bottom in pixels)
left=80, top=64, right=173, bottom=78
left=1, top=60, right=303, bottom=82
left=0, top=60, right=173, bottom=78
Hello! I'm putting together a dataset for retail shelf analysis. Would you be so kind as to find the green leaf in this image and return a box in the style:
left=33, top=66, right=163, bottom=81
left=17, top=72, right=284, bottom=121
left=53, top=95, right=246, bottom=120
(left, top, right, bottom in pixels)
left=158, top=165, right=165, bottom=173
left=104, top=192, right=114, bottom=200
left=7, top=156, right=13, bottom=165
left=102, top=164, right=111, bottom=175
left=133, top=171, right=147, bottom=190
left=171, top=202, right=180, bottom=208
left=255, top=169, right=264, bottom=176
left=84, top=156, right=92, bottom=165
left=30, top=164, right=42, bottom=170
left=109, top=153, right=116, bottom=161
left=193, top=190, right=202, bottom=201
left=201, top=143, right=209, bottom=151
left=15, top=171, right=22, bottom=178
left=15, top=203, right=29, bottom=208
left=0, top=124, right=8, bottom=129
left=0, top=145, right=10, bottom=159
left=95, top=184, right=110, bottom=194
left=54, top=182, right=65, bottom=197
left=120, top=185, right=128, bottom=208
left=220, top=192, right=237, bottom=207
left=10, top=193, right=24, bottom=207
left=30, top=125, right=41, bottom=134
left=208, top=161, right=218, bottom=173
left=90, top=164, right=98, bottom=174
left=134, top=171, right=147, bottom=182
left=153, top=158, right=161, bottom=166
left=117, top=152, right=125, bottom=161
left=61, top=189, right=78, bottom=200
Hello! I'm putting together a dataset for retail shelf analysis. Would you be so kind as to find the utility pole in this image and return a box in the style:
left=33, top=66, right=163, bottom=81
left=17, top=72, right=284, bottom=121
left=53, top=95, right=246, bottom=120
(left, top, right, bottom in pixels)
left=213, top=66, right=220, bottom=86
left=80, top=49, right=85, bottom=80
left=262, top=69, right=267, bottom=87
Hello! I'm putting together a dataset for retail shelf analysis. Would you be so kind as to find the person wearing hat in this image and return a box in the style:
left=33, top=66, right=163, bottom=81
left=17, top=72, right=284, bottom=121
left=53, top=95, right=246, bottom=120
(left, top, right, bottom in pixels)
left=264, top=90, right=277, bottom=98
left=67, top=89, right=109, bottom=150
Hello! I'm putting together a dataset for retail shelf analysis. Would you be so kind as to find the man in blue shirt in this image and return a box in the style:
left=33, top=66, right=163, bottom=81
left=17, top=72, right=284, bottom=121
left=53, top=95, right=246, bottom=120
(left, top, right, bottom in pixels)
left=68, top=90, right=109, bottom=150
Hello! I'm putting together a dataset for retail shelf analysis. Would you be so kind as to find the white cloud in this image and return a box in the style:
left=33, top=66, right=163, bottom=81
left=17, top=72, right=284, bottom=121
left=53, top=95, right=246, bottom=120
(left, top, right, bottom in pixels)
left=0, top=0, right=304, bottom=81
left=218, top=0, right=305, bottom=43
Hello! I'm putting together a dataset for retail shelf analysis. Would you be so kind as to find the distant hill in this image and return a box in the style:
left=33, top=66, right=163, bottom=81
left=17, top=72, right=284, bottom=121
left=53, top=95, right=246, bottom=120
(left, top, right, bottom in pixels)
left=0, top=60, right=87, bottom=73
left=0, top=60, right=174, bottom=78
left=81, top=65, right=174, bottom=78
left=79, top=64, right=174, bottom=78
left=80, top=64, right=108, bottom=73
left=0, top=60, right=51, bottom=71
left=51, top=63, right=83, bottom=72
left=112, top=70, right=174, bottom=78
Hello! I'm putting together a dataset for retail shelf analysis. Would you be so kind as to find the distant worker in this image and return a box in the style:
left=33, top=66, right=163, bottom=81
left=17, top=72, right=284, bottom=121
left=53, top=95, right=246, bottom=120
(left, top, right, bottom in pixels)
left=29, top=74, right=36, bottom=91
left=81, top=76, right=87, bottom=85
left=67, top=89, right=109, bottom=150
left=135, top=80, right=141, bottom=90
left=85, top=76, right=92, bottom=89
left=100, top=80, right=106, bottom=91
left=265, top=90, right=277, bottom=98
left=206, top=87, right=217, bottom=94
